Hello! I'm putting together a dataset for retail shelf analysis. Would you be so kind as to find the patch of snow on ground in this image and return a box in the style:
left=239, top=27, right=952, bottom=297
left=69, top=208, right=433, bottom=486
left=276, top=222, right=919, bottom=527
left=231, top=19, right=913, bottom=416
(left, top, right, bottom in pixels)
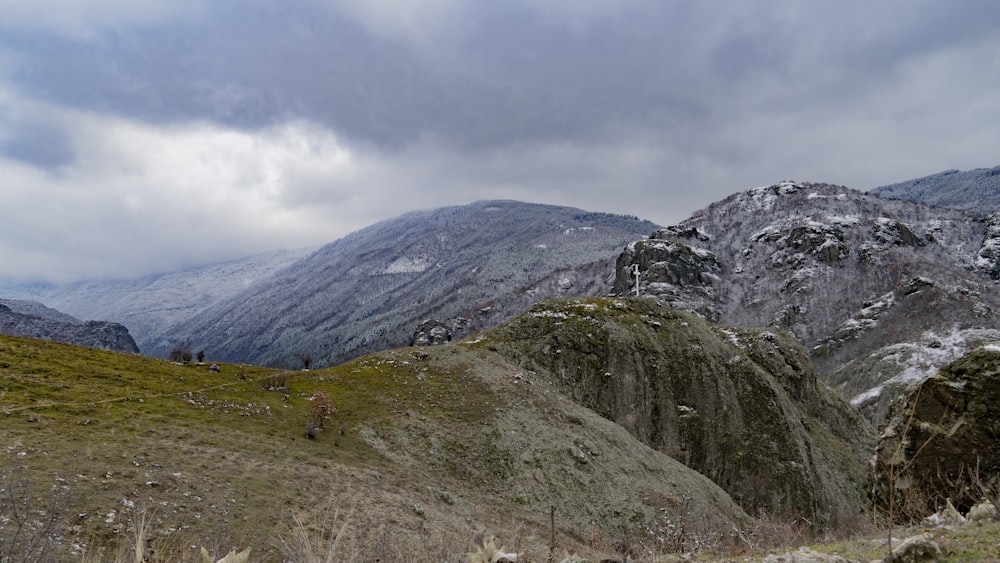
left=692, top=246, right=716, bottom=259
left=532, top=310, right=569, bottom=319
left=719, top=328, right=742, bottom=347
left=868, top=327, right=1000, bottom=393
left=828, top=215, right=861, bottom=227
left=382, top=256, right=430, bottom=274
left=850, top=385, right=883, bottom=407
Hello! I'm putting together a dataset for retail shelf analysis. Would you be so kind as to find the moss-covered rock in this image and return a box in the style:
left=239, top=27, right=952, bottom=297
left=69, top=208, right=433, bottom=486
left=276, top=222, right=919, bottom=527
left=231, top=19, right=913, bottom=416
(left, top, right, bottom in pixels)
left=874, top=346, right=1000, bottom=516
left=483, top=297, right=873, bottom=528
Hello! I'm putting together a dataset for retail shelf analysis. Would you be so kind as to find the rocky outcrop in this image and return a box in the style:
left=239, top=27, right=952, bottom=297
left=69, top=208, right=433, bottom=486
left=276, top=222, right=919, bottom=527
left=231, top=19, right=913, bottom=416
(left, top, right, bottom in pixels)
left=613, top=232, right=721, bottom=320
left=0, top=302, right=139, bottom=353
left=873, top=346, right=1000, bottom=515
left=411, top=319, right=452, bottom=346
left=488, top=297, right=873, bottom=528
left=975, top=212, right=1000, bottom=279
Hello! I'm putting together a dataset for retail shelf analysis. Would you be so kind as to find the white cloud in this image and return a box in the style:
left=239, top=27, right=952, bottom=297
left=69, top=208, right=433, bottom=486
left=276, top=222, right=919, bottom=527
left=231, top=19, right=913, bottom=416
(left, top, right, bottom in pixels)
left=0, top=97, right=366, bottom=282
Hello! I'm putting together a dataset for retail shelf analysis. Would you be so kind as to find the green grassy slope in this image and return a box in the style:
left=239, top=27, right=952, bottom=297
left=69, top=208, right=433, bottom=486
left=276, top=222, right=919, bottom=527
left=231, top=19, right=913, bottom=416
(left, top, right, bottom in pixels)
left=0, top=332, right=746, bottom=561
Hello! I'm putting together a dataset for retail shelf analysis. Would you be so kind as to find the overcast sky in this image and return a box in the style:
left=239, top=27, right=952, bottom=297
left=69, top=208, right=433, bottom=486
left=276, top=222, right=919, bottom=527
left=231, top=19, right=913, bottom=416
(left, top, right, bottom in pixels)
left=1, top=0, right=999, bottom=284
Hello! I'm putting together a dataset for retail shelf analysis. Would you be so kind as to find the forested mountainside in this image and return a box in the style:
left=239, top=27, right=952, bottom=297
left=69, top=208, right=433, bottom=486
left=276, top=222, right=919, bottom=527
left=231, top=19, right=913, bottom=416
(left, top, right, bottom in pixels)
left=613, top=181, right=1000, bottom=426
left=152, top=200, right=658, bottom=367
left=870, top=165, right=1000, bottom=213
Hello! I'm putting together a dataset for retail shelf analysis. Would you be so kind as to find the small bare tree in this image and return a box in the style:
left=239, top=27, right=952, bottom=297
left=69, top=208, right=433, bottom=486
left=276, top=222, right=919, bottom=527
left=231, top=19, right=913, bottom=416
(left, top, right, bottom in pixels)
left=169, top=344, right=193, bottom=364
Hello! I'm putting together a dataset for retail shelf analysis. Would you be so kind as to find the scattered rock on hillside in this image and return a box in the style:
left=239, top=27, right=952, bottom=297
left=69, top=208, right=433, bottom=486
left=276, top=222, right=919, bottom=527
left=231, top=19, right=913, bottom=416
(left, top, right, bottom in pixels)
left=884, top=532, right=943, bottom=563
left=411, top=320, right=452, bottom=346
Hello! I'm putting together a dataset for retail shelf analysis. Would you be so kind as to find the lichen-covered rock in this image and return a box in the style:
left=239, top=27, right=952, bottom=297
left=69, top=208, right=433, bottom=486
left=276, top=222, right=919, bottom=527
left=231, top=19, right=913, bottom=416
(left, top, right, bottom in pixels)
left=488, top=297, right=872, bottom=528
left=874, top=346, right=1000, bottom=516
left=411, top=319, right=452, bottom=346
left=884, top=533, right=944, bottom=563
left=763, top=547, right=852, bottom=562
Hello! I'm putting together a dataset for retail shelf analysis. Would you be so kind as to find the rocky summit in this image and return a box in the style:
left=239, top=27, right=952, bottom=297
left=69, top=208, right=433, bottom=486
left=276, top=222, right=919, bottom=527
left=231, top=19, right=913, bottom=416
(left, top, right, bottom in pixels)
left=485, top=296, right=872, bottom=528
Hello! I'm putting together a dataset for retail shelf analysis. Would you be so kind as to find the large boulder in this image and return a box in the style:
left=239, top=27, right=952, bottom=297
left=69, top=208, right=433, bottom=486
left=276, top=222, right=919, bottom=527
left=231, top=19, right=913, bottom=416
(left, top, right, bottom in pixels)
left=873, top=345, right=1000, bottom=516
left=487, top=297, right=873, bottom=528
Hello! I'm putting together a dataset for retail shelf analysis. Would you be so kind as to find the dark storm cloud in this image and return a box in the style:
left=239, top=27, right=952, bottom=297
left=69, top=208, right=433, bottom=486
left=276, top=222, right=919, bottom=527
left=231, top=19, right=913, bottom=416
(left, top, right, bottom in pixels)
left=1, top=0, right=999, bottom=283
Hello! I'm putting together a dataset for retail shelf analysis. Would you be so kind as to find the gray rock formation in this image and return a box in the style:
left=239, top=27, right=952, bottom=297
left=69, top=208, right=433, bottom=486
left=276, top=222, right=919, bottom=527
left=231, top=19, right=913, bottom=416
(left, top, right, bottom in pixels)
left=487, top=297, right=872, bottom=528
left=0, top=301, right=139, bottom=353
left=411, top=320, right=452, bottom=346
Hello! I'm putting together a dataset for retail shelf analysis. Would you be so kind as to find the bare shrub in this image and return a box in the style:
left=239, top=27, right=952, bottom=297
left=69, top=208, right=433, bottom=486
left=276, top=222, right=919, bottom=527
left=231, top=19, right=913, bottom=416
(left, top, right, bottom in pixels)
left=305, top=391, right=335, bottom=438
left=732, top=511, right=815, bottom=553
left=169, top=345, right=192, bottom=363
left=299, top=354, right=313, bottom=370
left=260, top=372, right=290, bottom=391
left=0, top=462, right=67, bottom=563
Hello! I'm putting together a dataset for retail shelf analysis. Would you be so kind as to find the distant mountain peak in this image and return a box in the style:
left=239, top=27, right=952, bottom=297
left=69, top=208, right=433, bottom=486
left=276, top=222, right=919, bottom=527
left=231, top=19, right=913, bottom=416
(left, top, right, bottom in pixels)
left=871, top=164, right=1000, bottom=213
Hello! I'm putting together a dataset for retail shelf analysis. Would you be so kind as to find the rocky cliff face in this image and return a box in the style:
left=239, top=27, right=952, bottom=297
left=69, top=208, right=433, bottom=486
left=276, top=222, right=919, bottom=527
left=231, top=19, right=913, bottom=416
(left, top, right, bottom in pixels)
left=0, top=302, right=139, bottom=353
left=486, top=297, right=872, bottom=527
left=613, top=182, right=1000, bottom=426
left=873, top=345, right=1000, bottom=516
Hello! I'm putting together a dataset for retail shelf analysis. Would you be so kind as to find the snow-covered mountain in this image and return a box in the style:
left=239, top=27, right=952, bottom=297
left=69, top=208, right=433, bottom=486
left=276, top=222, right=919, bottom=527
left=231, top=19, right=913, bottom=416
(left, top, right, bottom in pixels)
left=870, top=164, right=1000, bottom=213
left=143, top=200, right=658, bottom=367
left=0, top=248, right=315, bottom=354
left=614, top=181, right=1000, bottom=426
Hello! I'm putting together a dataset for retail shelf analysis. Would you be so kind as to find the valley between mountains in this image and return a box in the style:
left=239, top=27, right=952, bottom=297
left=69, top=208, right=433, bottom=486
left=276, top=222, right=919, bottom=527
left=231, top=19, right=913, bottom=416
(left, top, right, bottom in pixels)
left=2, top=168, right=1000, bottom=561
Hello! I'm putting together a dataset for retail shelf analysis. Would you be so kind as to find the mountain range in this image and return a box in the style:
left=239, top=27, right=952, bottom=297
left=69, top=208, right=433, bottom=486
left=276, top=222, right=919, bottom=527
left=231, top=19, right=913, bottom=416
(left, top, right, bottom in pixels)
left=2, top=166, right=1000, bottom=558
left=3, top=201, right=656, bottom=368
left=3, top=166, right=998, bottom=420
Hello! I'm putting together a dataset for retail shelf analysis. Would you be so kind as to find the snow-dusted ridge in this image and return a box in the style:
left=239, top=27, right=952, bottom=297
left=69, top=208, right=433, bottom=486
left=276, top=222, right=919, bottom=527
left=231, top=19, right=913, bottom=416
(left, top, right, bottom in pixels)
left=615, top=180, right=1000, bottom=426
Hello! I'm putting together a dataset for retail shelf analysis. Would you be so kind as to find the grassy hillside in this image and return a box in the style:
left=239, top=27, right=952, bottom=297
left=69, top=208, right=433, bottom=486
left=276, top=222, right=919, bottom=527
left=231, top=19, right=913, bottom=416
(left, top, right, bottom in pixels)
left=0, top=331, right=746, bottom=561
